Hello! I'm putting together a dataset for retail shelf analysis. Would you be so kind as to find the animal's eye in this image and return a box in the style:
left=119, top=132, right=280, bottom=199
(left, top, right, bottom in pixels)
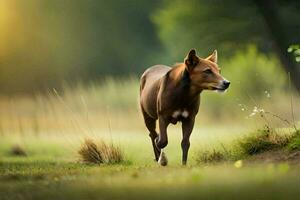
left=204, top=69, right=212, bottom=74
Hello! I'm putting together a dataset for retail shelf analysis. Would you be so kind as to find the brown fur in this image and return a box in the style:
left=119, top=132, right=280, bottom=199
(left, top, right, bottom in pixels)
left=139, top=49, right=230, bottom=165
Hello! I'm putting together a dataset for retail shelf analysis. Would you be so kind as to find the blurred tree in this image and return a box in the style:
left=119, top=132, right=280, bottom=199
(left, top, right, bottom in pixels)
left=153, top=0, right=300, bottom=91
left=253, top=0, right=300, bottom=92
left=0, top=0, right=163, bottom=93
left=1, top=0, right=299, bottom=93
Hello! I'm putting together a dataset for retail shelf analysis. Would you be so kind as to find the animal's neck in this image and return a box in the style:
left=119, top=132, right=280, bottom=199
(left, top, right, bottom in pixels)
left=169, top=63, right=202, bottom=100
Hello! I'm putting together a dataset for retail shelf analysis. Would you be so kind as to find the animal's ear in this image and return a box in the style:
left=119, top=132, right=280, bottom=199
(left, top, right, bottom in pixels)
left=206, top=50, right=218, bottom=63
left=184, top=49, right=199, bottom=70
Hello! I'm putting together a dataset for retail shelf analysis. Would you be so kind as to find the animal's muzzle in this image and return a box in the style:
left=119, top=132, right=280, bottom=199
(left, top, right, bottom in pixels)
left=222, top=80, right=230, bottom=89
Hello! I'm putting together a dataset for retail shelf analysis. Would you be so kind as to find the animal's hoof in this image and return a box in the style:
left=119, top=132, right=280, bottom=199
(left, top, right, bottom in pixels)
left=158, top=151, right=168, bottom=166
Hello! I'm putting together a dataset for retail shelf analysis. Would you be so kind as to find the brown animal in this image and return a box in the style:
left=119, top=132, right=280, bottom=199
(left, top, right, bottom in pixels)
left=139, top=49, right=230, bottom=165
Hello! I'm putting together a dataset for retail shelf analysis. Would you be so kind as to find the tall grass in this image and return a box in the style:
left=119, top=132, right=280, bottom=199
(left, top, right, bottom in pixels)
left=0, top=77, right=299, bottom=136
left=196, top=83, right=300, bottom=165
left=0, top=48, right=300, bottom=137
left=0, top=77, right=143, bottom=136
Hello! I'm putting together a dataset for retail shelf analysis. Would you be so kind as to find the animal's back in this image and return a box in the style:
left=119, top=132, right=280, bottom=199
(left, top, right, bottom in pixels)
left=140, top=65, right=171, bottom=119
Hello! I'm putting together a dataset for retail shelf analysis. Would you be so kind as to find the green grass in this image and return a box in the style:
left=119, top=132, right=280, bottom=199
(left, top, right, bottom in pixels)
left=0, top=91, right=299, bottom=200
left=287, top=130, right=300, bottom=151
left=196, top=128, right=300, bottom=164
left=0, top=77, right=300, bottom=200
left=1, top=128, right=300, bottom=200
left=2, top=157, right=300, bottom=200
left=237, top=128, right=292, bottom=155
left=196, top=149, right=226, bottom=164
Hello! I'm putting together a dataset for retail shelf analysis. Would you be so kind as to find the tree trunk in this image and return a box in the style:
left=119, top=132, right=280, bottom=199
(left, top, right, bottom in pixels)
left=254, top=0, right=300, bottom=92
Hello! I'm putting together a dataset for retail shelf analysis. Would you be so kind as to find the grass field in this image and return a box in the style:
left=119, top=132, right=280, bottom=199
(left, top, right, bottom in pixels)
left=1, top=127, right=300, bottom=200
left=1, top=79, right=300, bottom=200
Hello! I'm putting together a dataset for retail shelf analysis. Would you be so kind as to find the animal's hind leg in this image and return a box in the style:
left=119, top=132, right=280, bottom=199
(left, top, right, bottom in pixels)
left=155, top=117, right=169, bottom=166
left=142, top=111, right=160, bottom=161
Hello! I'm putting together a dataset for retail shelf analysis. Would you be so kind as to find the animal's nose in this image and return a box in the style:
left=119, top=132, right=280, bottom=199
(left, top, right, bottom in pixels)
left=223, top=80, right=230, bottom=88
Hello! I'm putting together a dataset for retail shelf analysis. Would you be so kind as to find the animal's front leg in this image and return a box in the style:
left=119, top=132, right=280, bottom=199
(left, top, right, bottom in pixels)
left=156, top=116, right=169, bottom=166
left=181, top=118, right=195, bottom=165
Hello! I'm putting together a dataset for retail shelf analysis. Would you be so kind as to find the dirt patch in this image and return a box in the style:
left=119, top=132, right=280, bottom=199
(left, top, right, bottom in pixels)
left=246, top=150, right=300, bottom=164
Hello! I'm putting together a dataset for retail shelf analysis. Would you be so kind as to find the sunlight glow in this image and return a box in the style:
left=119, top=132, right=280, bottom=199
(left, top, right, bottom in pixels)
left=0, top=0, right=20, bottom=58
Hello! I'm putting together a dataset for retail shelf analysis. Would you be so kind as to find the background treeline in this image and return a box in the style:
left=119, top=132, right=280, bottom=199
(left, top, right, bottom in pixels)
left=0, top=0, right=299, bottom=94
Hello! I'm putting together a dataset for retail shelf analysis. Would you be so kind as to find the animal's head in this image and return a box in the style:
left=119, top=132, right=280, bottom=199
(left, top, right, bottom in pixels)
left=184, top=49, right=230, bottom=92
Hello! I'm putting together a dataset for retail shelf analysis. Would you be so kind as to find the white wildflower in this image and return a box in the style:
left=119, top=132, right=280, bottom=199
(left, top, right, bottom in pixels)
left=249, top=112, right=256, bottom=117
left=253, top=106, right=258, bottom=113
left=249, top=106, right=265, bottom=117
left=259, top=108, right=265, bottom=113
left=264, top=90, right=271, bottom=98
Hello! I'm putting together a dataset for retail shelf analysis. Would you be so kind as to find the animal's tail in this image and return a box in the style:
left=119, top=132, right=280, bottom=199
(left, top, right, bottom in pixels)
left=139, top=73, right=147, bottom=95
left=138, top=72, right=147, bottom=113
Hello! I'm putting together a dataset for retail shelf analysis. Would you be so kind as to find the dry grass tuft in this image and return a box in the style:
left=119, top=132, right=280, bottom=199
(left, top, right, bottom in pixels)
left=196, top=149, right=225, bottom=164
left=10, top=145, right=27, bottom=157
left=78, top=139, right=124, bottom=164
left=78, top=139, right=103, bottom=164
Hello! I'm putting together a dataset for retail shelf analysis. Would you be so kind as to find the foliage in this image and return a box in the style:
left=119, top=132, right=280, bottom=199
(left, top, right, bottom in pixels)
left=200, top=46, right=289, bottom=119
left=153, top=0, right=300, bottom=60
left=1, top=0, right=299, bottom=93
left=153, top=0, right=300, bottom=92
left=288, top=45, right=300, bottom=62
left=0, top=0, right=163, bottom=93
left=221, top=46, right=287, bottom=96
left=153, top=0, right=263, bottom=59
left=287, top=130, right=300, bottom=151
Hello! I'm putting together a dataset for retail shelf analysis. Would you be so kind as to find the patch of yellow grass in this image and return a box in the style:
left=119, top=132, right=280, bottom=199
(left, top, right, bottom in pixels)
left=78, top=139, right=123, bottom=164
